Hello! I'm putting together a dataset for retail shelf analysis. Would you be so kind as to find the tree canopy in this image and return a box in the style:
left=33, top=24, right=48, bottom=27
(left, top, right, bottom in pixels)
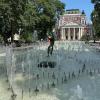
left=91, top=0, right=100, bottom=37
left=0, top=0, right=65, bottom=43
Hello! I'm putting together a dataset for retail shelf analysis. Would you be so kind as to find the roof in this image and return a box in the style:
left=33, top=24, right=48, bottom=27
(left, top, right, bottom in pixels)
left=66, top=9, right=80, bottom=11
left=65, top=9, right=85, bottom=15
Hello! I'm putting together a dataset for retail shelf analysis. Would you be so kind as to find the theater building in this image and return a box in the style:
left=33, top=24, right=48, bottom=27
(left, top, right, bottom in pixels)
left=58, top=9, right=87, bottom=40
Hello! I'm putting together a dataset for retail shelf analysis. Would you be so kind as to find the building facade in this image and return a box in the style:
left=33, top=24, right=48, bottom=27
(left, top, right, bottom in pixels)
left=58, top=9, right=87, bottom=40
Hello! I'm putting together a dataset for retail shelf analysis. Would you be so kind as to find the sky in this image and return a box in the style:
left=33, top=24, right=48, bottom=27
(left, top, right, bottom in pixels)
left=60, top=0, right=94, bottom=23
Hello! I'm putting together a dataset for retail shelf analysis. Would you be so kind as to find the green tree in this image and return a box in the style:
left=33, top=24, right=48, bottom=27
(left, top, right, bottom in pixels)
left=0, top=0, right=65, bottom=43
left=34, top=0, right=65, bottom=39
left=91, top=0, right=100, bottom=37
left=0, top=0, right=27, bottom=43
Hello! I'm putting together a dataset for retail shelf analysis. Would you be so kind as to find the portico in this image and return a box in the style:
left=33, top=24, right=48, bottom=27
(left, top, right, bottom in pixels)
left=61, top=27, right=84, bottom=40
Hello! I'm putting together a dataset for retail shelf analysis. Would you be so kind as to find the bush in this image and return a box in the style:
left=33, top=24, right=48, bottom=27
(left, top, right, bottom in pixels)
left=80, top=34, right=90, bottom=41
left=20, top=33, right=33, bottom=43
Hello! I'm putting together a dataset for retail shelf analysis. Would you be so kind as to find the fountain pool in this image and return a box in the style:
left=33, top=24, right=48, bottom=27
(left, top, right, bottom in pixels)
left=0, top=41, right=100, bottom=100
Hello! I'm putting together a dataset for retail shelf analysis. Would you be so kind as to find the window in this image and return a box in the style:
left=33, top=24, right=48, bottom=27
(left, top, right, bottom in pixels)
left=82, top=20, right=84, bottom=24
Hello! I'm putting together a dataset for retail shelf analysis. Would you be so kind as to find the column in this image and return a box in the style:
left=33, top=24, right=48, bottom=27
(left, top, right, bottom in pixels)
left=61, top=28, right=66, bottom=40
left=73, top=28, right=75, bottom=40
left=81, top=28, right=83, bottom=37
left=78, top=28, right=81, bottom=40
left=68, top=28, right=70, bottom=40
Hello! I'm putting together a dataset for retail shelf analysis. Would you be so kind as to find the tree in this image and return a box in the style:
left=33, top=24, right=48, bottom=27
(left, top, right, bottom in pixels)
left=0, top=0, right=65, bottom=43
left=33, top=0, right=65, bottom=39
left=0, top=0, right=27, bottom=43
left=91, top=0, right=100, bottom=37
left=0, top=0, right=11, bottom=43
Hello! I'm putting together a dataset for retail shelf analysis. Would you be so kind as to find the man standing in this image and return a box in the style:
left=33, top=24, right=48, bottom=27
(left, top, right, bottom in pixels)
left=47, top=29, right=55, bottom=57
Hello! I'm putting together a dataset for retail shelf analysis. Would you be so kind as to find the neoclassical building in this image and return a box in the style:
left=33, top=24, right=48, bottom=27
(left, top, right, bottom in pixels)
left=58, top=9, right=87, bottom=40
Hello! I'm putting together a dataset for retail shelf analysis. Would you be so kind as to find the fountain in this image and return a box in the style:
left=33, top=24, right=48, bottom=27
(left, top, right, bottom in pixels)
left=1, top=41, right=100, bottom=100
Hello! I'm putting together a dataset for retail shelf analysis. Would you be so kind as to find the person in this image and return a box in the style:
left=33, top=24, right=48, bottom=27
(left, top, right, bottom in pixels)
left=47, top=29, right=55, bottom=57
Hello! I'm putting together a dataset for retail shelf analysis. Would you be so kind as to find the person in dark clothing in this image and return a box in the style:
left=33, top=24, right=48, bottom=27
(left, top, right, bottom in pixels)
left=47, top=30, right=55, bottom=57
